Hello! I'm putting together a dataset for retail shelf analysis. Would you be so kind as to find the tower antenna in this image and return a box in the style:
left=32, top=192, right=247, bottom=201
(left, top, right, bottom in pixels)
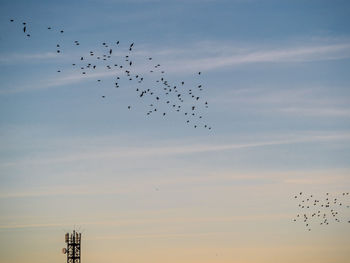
left=62, top=230, right=82, bottom=263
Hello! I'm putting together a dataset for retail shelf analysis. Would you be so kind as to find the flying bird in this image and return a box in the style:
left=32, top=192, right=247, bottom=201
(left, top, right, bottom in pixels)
left=6, top=21, right=213, bottom=130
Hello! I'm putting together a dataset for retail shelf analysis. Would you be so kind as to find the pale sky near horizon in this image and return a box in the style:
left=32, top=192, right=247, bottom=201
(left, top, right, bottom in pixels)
left=1, top=0, right=350, bottom=262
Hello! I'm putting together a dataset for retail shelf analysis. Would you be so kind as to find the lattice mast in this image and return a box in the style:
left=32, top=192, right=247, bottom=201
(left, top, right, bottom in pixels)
left=62, top=230, right=81, bottom=263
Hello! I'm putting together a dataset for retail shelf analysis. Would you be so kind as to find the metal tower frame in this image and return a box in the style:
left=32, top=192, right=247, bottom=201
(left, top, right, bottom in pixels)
left=63, top=230, right=81, bottom=263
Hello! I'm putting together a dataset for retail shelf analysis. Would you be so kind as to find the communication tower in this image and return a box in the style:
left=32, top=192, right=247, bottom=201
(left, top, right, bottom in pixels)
left=62, top=230, right=81, bottom=263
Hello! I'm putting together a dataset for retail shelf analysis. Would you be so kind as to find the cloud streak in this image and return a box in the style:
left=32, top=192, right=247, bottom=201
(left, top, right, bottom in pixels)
left=1, top=132, right=349, bottom=168
left=212, top=84, right=350, bottom=118
left=279, top=107, right=350, bottom=117
left=0, top=52, right=60, bottom=63
left=1, top=168, right=349, bottom=199
left=2, top=40, right=350, bottom=93
left=140, top=41, right=350, bottom=73
left=0, top=213, right=290, bottom=230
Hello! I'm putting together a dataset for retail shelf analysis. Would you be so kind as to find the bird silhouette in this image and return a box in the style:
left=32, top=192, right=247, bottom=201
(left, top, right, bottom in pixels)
left=292, top=191, right=350, bottom=231
left=6, top=19, right=213, bottom=130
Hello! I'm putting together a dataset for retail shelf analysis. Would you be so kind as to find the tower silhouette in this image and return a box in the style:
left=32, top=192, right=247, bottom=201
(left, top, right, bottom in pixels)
left=62, top=230, right=81, bottom=263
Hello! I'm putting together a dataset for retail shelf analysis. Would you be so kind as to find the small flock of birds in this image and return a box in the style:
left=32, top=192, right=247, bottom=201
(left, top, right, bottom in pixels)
left=8, top=19, right=212, bottom=130
left=292, top=192, right=350, bottom=231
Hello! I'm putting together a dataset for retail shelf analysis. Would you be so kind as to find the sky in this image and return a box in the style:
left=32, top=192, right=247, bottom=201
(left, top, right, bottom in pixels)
left=0, top=0, right=350, bottom=262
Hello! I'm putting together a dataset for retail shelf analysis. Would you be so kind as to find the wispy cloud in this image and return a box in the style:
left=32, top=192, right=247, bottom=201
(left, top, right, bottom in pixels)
left=0, top=223, right=65, bottom=230
left=0, top=68, right=121, bottom=94
left=0, top=213, right=289, bottom=230
left=1, top=131, right=349, bottom=168
left=213, top=84, right=350, bottom=118
left=0, top=52, right=60, bottom=63
left=2, top=39, right=350, bottom=93
left=1, top=168, right=349, bottom=199
left=0, top=172, right=271, bottom=199
left=176, top=44, right=349, bottom=72
left=279, top=107, right=350, bottom=117
left=124, top=41, right=350, bottom=74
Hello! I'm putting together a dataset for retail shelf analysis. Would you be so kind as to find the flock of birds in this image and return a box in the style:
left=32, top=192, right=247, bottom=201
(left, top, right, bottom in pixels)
left=292, top=192, right=350, bottom=231
left=8, top=19, right=212, bottom=130
left=8, top=19, right=350, bottom=233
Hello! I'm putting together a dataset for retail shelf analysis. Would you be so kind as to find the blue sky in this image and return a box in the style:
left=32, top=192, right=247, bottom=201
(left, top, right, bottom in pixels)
left=1, top=0, right=350, bottom=263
